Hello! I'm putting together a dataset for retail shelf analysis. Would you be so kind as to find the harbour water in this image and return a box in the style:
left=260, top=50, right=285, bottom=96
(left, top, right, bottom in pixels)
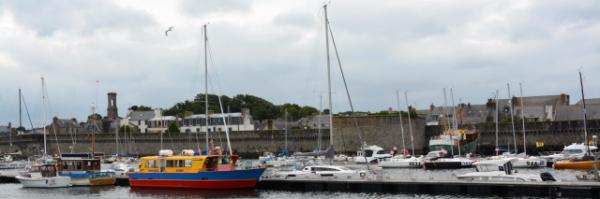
left=0, top=163, right=583, bottom=198
left=0, top=183, right=540, bottom=199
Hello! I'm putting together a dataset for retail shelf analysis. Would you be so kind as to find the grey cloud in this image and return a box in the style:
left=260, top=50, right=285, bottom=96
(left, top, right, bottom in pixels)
left=179, top=0, right=252, bottom=17
left=0, top=0, right=156, bottom=36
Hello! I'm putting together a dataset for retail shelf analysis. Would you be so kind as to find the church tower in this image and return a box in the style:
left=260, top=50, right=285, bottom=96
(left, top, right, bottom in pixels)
left=107, top=92, right=118, bottom=120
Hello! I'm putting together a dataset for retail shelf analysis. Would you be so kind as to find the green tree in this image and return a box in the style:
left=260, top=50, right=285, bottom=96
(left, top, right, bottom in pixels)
left=129, top=105, right=152, bottom=111
left=168, top=122, right=180, bottom=133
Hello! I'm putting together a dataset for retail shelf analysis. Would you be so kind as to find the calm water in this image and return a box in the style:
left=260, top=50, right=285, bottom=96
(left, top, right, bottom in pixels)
left=0, top=183, right=498, bottom=199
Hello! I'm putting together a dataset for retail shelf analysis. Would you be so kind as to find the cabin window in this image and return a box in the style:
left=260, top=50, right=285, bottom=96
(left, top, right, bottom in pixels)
left=185, top=160, right=192, bottom=167
left=176, top=160, right=186, bottom=167
left=146, top=160, right=158, bottom=168
left=166, top=160, right=175, bottom=167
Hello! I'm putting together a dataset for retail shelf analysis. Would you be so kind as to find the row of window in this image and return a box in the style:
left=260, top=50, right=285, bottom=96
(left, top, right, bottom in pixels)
left=145, top=159, right=193, bottom=168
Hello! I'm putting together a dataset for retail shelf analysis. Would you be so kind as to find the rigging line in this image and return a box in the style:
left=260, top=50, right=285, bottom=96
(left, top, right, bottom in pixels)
left=20, top=93, right=35, bottom=130
left=44, top=83, right=61, bottom=154
left=328, top=22, right=368, bottom=169
left=206, top=39, right=225, bottom=148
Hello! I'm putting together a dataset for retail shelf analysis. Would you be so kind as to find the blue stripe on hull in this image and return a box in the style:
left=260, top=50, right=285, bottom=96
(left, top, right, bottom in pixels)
left=129, top=168, right=266, bottom=181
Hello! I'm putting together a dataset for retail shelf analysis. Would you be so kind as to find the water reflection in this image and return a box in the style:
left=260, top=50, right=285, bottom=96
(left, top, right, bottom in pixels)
left=130, top=187, right=259, bottom=198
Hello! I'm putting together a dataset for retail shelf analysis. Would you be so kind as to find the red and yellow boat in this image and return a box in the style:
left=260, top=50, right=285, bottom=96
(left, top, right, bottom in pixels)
left=128, top=150, right=266, bottom=189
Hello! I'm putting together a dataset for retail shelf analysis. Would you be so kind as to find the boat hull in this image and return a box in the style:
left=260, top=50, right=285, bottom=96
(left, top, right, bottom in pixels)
left=60, top=171, right=116, bottom=186
left=554, top=160, right=600, bottom=171
left=128, top=168, right=266, bottom=189
left=423, top=161, right=473, bottom=170
left=16, top=175, right=72, bottom=188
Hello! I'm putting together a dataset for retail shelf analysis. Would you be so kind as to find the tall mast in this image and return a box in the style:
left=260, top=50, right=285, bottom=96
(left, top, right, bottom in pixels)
left=41, top=77, right=47, bottom=157
left=19, top=88, right=22, bottom=129
left=115, top=124, right=119, bottom=156
left=507, top=83, right=517, bottom=154
left=519, top=83, right=526, bottom=154
left=204, top=24, right=210, bottom=152
left=450, top=88, right=460, bottom=156
left=284, top=109, right=288, bottom=152
left=91, top=104, right=96, bottom=156
left=443, top=88, right=453, bottom=156
left=494, top=90, right=499, bottom=156
left=579, top=71, right=590, bottom=155
left=324, top=5, right=334, bottom=148
left=405, top=91, right=414, bottom=155
left=396, top=90, right=406, bottom=153
left=318, top=95, right=322, bottom=151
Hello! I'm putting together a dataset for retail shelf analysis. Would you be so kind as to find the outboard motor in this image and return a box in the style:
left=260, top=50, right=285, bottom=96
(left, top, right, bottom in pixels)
left=540, top=172, right=556, bottom=181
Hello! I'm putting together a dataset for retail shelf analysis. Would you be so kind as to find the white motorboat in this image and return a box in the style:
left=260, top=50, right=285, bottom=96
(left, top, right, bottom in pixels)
left=107, top=162, right=134, bottom=180
left=0, top=155, right=28, bottom=170
left=265, top=165, right=368, bottom=181
left=265, top=156, right=297, bottom=168
left=489, top=153, right=546, bottom=168
left=422, top=150, right=473, bottom=170
left=457, top=159, right=556, bottom=182
left=541, top=143, right=598, bottom=164
left=354, top=145, right=392, bottom=164
left=378, top=155, right=423, bottom=168
left=333, top=154, right=350, bottom=162
left=16, top=163, right=71, bottom=188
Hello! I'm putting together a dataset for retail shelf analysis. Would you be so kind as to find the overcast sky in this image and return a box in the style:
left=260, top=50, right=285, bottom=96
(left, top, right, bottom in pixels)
left=1, top=0, right=600, bottom=127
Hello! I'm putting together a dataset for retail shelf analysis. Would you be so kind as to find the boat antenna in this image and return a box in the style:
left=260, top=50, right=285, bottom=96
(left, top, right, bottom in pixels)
left=579, top=71, right=590, bottom=155
left=519, top=82, right=526, bottom=155
left=396, top=90, right=406, bottom=154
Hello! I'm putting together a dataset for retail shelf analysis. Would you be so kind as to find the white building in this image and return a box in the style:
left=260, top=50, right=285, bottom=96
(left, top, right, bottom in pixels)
left=121, top=109, right=156, bottom=133
left=180, top=108, right=254, bottom=133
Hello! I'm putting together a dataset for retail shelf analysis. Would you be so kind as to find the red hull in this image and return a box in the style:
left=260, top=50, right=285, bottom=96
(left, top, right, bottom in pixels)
left=129, top=179, right=258, bottom=189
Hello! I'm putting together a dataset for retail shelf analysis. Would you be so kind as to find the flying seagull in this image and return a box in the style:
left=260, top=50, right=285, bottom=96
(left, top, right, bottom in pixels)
left=165, top=26, right=174, bottom=36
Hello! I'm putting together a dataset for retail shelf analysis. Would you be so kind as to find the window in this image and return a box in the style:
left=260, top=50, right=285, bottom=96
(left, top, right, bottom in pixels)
left=185, top=160, right=192, bottom=167
left=166, top=160, right=175, bottom=167
left=146, top=160, right=158, bottom=168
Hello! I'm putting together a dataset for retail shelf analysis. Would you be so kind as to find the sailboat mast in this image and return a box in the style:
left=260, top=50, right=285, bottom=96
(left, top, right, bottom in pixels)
left=405, top=92, right=414, bottom=155
left=116, top=125, right=119, bottom=156
left=318, top=95, right=322, bottom=151
left=520, top=83, right=526, bottom=154
left=579, top=71, right=590, bottom=155
left=494, top=90, right=499, bottom=156
left=450, top=88, right=460, bottom=156
left=396, top=90, right=406, bottom=153
left=41, top=77, right=47, bottom=157
left=443, top=88, right=453, bottom=156
left=204, top=24, right=210, bottom=152
left=507, top=83, right=517, bottom=153
left=324, top=5, right=334, bottom=148
left=284, top=109, right=288, bottom=152
left=19, top=88, right=22, bottom=129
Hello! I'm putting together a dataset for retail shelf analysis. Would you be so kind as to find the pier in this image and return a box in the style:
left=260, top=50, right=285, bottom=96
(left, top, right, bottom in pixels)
left=258, top=178, right=600, bottom=198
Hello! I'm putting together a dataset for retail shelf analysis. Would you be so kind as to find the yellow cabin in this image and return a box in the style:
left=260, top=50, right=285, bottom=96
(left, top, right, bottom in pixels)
left=138, top=155, right=238, bottom=173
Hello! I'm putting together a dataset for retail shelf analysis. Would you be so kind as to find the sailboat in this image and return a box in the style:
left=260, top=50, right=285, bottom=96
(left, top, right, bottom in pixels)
left=423, top=88, right=474, bottom=169
left=554, top=72, right=600, bottom=171
left=489, top=84, right=546, bottom=168
left=128, top=24, right=266, bottom=189
left=379, top=91, right=422, bottom=168
left=16, top=77, right=71, bottom=188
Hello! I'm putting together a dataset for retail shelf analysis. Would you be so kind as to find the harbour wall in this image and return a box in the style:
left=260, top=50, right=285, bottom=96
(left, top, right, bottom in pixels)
left=1, top=116, right=598, bottom=157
